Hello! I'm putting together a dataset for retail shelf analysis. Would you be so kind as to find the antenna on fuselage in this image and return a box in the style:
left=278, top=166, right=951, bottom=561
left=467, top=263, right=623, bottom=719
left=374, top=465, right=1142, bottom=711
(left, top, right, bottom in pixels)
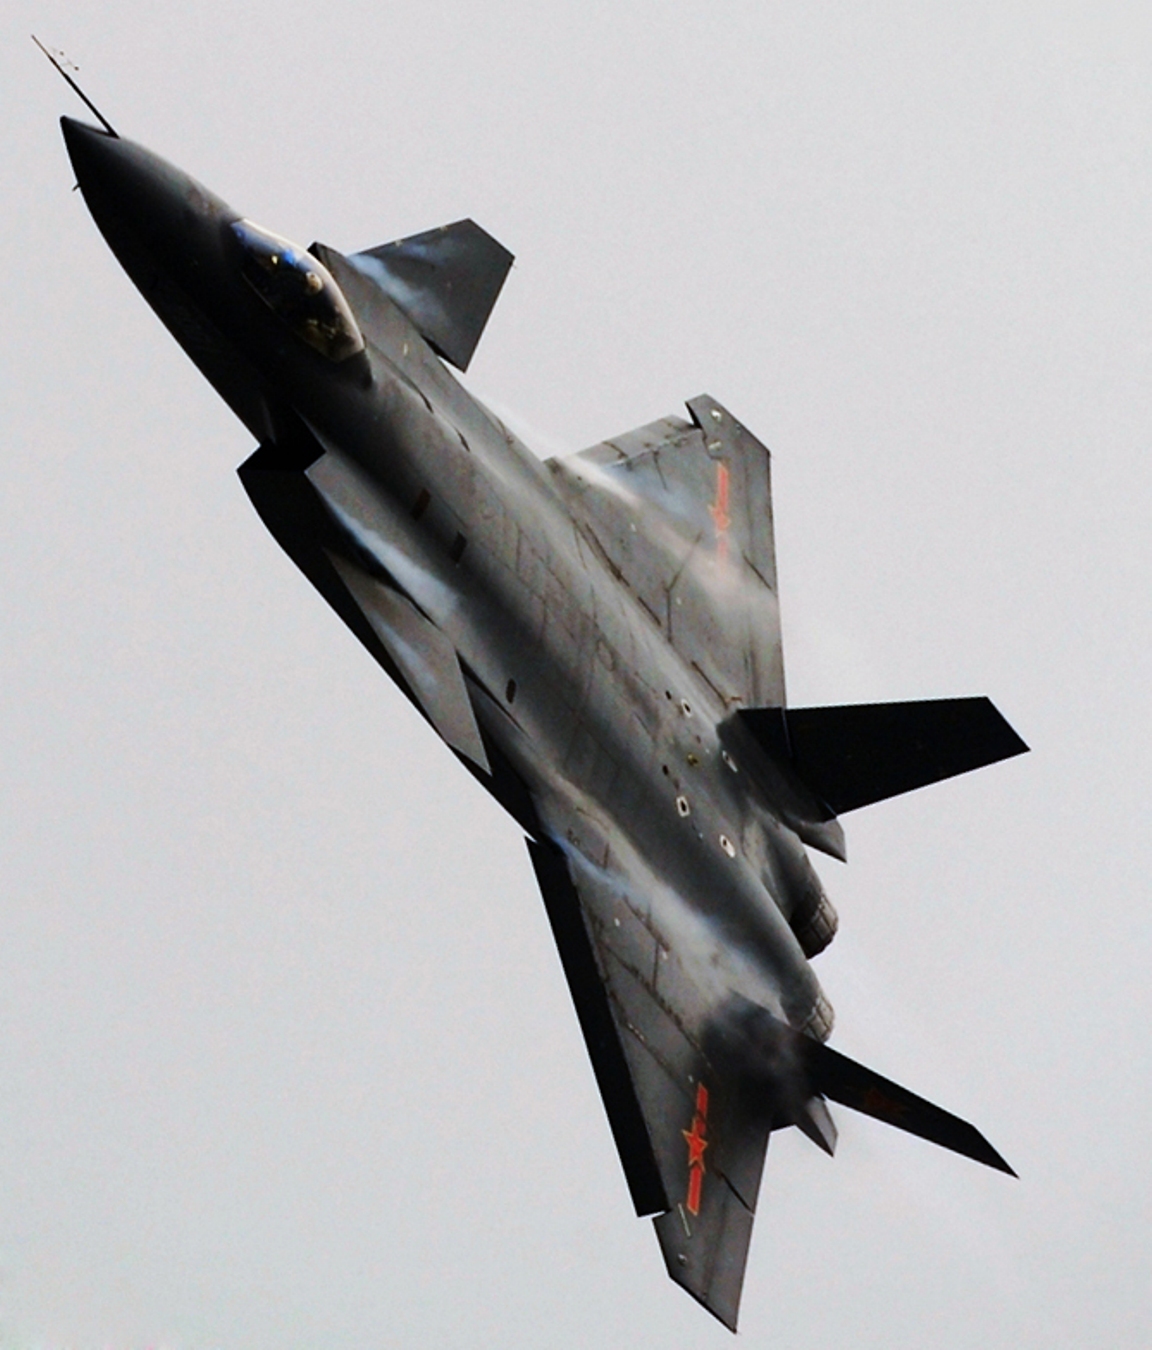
left=32, top=35, right=119, bottom=138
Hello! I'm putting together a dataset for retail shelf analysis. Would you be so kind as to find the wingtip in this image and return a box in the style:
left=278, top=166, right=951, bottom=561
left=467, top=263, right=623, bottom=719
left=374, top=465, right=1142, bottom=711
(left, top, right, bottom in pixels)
left=959, top=1120, right=1017, bottom=1177
left=983, top=1147, right=1018, bottom=1178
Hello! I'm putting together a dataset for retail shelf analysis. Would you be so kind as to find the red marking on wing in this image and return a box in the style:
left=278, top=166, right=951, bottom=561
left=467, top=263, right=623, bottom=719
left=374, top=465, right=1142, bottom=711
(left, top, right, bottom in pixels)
left=687, top=1163, right=704, bottom=1216
left=683, top=1082, right=711, bottom=1216
left=683, top=1115, right=708, bottom=1170
left=709, top=462, right=731, bottom=563
left=861, top=1086, right=909, bottom=1121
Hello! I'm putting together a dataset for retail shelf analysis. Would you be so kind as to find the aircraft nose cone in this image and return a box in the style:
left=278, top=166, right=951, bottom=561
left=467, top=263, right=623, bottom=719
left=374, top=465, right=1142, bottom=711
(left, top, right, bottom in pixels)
left=63, top=116, right=203, bottom=240
left=60, top=117, right=236, bottom=292
left=60, top=114, right=117, bottom=180
left=61, top=116, right=166, bottom=229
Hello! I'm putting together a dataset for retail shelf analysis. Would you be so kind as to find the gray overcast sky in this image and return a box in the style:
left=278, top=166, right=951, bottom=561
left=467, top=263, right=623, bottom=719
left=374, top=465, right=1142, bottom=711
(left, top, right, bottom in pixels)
left=3, top=3, right=1150, bottom=1347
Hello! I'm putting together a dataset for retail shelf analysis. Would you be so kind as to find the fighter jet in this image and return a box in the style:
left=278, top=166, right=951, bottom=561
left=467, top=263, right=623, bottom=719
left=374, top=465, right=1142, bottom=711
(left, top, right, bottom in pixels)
left=57, top=106, right=1027, bottom=1330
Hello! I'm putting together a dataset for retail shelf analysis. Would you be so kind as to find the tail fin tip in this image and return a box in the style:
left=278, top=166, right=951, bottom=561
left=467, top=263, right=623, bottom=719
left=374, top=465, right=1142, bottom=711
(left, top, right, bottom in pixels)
left=740, top=695, right=1028, bottom=816
left=806, top=1040, right=1016, bottom=1177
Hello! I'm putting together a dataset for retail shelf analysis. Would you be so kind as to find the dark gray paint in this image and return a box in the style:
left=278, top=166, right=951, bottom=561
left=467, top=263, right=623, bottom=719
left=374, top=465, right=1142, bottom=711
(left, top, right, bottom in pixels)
left=59, top=116, right=1026, bottom=1333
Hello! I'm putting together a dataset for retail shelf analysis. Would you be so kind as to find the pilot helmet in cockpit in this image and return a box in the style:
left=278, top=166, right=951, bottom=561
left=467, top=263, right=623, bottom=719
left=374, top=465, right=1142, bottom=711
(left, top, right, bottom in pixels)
left=232, top=218, right=364, bottom=363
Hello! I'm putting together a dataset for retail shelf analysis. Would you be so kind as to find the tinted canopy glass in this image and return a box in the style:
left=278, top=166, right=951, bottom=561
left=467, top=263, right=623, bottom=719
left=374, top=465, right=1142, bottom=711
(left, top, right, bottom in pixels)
left=232, top=219, right=364, bottom=362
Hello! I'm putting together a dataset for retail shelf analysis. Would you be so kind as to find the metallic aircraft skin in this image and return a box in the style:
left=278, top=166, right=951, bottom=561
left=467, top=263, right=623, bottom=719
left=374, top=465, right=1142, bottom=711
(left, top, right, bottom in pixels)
left=60, top=117, right=1026, bottom=1330
left=59, top=119, right=825, bottom=1028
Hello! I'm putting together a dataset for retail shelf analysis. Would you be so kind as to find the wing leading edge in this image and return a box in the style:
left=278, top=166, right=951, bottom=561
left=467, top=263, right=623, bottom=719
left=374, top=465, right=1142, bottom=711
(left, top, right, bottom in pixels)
left=527, top=838, right=773, bottom=1330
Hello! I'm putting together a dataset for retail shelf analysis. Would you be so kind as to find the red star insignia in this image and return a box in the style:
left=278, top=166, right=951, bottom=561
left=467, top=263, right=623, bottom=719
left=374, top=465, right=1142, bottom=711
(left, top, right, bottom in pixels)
left=683, top=1115, right=708, bottom=1170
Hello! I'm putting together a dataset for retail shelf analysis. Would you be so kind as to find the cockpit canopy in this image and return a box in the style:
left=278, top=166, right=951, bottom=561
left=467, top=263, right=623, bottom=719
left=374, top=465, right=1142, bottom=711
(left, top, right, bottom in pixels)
left=232, top=219, right=364, bottom=363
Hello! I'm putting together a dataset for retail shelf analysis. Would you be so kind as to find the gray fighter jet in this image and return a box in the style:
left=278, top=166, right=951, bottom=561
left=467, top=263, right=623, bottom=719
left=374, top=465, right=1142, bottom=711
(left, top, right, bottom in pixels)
left=58, top=110, right=1027, bottom=1330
